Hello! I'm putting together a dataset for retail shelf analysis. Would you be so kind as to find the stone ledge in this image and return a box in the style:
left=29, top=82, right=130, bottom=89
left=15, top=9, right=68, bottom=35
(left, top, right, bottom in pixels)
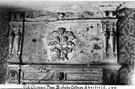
left=9, top=1, right=124, bottom=22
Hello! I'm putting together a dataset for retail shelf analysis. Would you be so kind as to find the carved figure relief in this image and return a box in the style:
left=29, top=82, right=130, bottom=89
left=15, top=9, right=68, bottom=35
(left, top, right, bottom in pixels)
left=48, top=27, right=76, bottom=61
left=9, top=24, right=22, bottom=58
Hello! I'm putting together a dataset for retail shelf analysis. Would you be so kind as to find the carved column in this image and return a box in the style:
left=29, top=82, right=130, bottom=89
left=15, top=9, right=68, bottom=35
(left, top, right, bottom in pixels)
left=117, top=6, right=135, bottom=85
left=101, top=19, right=120, bottom=85
left=101, top=19, right=117, bottom=63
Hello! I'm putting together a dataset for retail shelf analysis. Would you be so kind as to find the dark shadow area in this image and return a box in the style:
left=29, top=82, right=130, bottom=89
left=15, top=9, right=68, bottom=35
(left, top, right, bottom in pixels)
left=0, top=6, right=25, bottom=84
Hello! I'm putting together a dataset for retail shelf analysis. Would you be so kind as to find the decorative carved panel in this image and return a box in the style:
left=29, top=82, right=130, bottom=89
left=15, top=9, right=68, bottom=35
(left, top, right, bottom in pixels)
left=46, top=20, right=103, bottom=63
left=48, top=27, right=76, bottom=61
left=22, top=19, right=117, bottom=64
left=22, top=20, right=102, bottom=63
left=21, top=65, right=103, bottom=84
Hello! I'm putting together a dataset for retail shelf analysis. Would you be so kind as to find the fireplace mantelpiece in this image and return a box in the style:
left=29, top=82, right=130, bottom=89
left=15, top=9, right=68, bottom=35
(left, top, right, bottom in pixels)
left=6, top=2, right=124, bottom=85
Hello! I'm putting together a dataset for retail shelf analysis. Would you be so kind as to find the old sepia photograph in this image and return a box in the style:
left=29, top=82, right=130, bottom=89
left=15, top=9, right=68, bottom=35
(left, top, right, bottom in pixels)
left=0, top=0, right=135, bottom=87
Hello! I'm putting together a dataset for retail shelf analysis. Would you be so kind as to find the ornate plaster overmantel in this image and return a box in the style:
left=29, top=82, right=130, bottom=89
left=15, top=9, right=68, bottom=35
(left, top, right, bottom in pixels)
left=3, top=1, right=135, bottom=85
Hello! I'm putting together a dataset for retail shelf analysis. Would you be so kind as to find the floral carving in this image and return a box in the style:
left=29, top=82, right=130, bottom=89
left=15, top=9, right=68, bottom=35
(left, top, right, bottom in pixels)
left=48, top=27, right=76, bottom=61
